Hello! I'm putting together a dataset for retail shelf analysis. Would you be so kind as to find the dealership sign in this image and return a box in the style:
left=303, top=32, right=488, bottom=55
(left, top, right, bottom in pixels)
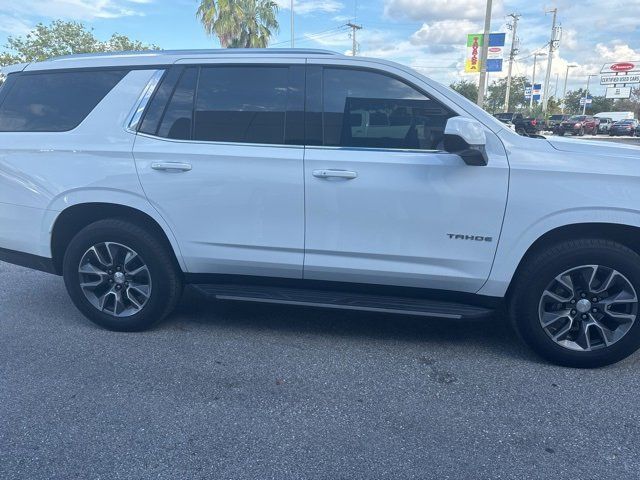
left=601, top=73, right=640, bottom=85
left=525, top=83, right=542, bottom=101
left=601, top=62, right=639, bottom=74
left=605, top=87, right=632, bottom=99
left=465, top=33, right=506, bottom=73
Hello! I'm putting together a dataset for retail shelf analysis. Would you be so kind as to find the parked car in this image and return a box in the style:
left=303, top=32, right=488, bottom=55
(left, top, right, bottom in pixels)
left=494, top=112, right=539, bottom=135
left=547, top=114, right=569, bottom=133
left=2, top=49, right=640, bottom=368
left=558, top=115, right=599, bottom=136
left=597, top=117, right=614, bottom=134
left=609, top=119, right=639, bottom=137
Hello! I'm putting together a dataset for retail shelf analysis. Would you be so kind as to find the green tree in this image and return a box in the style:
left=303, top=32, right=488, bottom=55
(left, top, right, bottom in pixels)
left=197, top=0, right=279, bottom=48
left=485, top=75, right=528, bottom=113
left=563, top=89, right=615, bottom=115
left=450, top=79, right=478, bottom=102
left=612, top=88, right=640, bottom=117
left=0, top=20, right=158, bottom=66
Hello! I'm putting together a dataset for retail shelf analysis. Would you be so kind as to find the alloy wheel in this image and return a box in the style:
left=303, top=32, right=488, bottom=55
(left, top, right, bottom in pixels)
left=78, top=242, right=152, bottom=317
left=538, top=265, right=638, bottom=351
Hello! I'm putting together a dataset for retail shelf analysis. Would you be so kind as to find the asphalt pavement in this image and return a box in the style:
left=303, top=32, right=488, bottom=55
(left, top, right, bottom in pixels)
left=2, top=261, right=640, bottom=480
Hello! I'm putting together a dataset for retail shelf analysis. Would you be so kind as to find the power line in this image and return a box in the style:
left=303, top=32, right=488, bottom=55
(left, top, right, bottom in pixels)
left=270, top=25, right=349, bottom=47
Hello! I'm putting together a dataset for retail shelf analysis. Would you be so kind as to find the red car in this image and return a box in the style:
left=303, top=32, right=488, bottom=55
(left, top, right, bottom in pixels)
left=558, top=115, right=599, bottom=136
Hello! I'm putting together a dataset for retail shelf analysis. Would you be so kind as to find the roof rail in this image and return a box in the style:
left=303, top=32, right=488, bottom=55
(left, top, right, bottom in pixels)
left=49, top=48, right=342, bottom=61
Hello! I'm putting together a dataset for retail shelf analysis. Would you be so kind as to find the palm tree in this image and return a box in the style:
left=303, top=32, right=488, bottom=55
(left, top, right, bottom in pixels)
left=196, top=0, right=279, bottom=49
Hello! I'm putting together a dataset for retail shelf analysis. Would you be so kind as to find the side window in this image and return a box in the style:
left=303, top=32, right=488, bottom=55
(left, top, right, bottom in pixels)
left=157, top=67, right=197, bottom=140
left=0, top=70, right=128, bottom=132
left=194, top=66, right=289, bottom=144
left=322, top=68, right=455, bottom=150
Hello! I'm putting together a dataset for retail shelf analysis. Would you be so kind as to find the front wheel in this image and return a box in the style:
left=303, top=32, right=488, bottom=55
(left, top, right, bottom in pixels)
left=63, top=218, right=183, bottom=331
left=509, top=239, right=640, bottom=368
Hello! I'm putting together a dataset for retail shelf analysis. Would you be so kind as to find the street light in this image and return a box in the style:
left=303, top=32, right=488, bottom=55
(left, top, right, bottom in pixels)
left=529, top=51, right=548, bottom=112
left=582, top=74, right=598, bottom=115
left=290, top=0, right=294, bottom=48
left=562, top=64, right=578, bottom=113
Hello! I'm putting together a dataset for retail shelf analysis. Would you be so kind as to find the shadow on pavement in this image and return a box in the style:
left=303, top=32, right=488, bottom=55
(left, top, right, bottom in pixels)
left=169, top=286, right=539, bottom=364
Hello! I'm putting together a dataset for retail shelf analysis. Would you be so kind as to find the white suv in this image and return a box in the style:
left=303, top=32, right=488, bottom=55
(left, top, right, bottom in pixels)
left=1, top=49, right=640, bottom=367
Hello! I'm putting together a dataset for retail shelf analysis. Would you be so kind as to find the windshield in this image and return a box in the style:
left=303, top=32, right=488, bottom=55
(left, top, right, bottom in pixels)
left=618, top=120, right=635, bottom=124
left=495, top=113, right=514, bottom=120
left=569, top=116, right=586, bottom=121
left=550, top=115, right=564, bottom=120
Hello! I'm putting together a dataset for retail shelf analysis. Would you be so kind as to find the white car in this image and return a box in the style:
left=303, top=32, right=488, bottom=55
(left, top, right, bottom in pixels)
left=1, top=49, right=639, bottom=367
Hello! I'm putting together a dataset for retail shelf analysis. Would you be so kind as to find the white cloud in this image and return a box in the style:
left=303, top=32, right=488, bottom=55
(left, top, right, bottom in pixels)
left=0, top=15, right=33, bottom=37
left=3, top=0, right=148, bottom=21
left=384, top=0, right=504, bottom=22
left=276, top=0, right=344, bottom=15
left=410, top=20, right=479, bottom=47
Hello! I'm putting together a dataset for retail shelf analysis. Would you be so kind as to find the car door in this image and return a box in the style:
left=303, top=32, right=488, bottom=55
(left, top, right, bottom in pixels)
left=302, top=62, right=509, bottom=293
left=133, top=61, right=306, bottom=278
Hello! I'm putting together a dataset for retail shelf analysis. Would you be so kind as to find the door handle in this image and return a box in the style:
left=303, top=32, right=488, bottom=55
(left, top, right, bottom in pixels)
left=151, top=162, right=192, bottom=172
left=312, top=169, right=358, bottom=180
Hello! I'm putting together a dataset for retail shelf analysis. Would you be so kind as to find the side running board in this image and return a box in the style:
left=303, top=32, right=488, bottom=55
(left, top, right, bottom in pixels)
left=192, top=284, right=494, bottom=320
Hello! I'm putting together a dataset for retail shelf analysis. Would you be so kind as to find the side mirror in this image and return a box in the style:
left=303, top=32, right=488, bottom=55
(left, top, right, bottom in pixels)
left=443, top=117, right=489, bottom=166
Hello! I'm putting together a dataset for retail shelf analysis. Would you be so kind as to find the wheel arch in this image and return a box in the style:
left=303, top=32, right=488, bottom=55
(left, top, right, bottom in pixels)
left=51, top=202, right=186, bottom=275
left=505, top=222, right=640, bottom=299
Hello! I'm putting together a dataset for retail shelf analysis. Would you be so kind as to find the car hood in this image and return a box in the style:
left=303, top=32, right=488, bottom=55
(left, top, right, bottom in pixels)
left=547, top=136, right=640, bottom=157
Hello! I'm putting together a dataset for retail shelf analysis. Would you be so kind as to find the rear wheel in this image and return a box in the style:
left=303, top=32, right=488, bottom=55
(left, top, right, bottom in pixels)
left=510, top=239, right=640, bottom=367
left=63, top=218, right=183, bottom=331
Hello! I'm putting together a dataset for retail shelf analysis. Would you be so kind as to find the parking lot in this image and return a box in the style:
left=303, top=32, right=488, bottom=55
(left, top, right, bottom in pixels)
left=2, top=261, right=640, bottom=480
left=555, top=134, right=640, bottom=146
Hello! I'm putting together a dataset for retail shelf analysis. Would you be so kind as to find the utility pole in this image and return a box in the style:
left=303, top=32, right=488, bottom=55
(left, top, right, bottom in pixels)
left=290, top=0, right=294, bottom=48
left=346, top=22, right=362, bottom=56
left=477, top=0, right=493, bottom=108
left=503, top=13, right=521, bottom=112
left=542, top=8, right=561, bottom=113
left=562, top=64, right=577, bottom=113
left=582, top=74, right=597, bottom=115
left=529, top=52, right=546, bottom=111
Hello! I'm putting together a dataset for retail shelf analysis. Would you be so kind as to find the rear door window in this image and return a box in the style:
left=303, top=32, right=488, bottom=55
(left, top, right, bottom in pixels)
left=0, top=69, right=128, bottom=132
left=156, top=67, right=198, bottom=140
left=194, top=66, right=289, bottom=144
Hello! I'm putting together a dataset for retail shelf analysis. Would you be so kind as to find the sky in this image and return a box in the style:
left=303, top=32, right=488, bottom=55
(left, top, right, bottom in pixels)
left=0, top=0, right=638, bottom=97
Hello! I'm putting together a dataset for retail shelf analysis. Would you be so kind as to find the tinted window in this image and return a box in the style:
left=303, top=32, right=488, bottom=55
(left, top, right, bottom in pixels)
left=157, top=67, right=197, bottom=140
left=194, top=66, right=288, bottom=144
left=139, top=67, right=183, bottom=136
left=0, top=70, right=127, bottom=132
left=322, top=68, right=454, bottom=150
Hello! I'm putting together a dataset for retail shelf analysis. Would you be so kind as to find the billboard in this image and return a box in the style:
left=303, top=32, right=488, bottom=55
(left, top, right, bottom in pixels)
left=465, top=33, right=506, bottom=73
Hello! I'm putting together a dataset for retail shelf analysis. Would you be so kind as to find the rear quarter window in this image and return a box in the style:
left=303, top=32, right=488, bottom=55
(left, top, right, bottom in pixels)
left=0, top=69, right=128, bottom=132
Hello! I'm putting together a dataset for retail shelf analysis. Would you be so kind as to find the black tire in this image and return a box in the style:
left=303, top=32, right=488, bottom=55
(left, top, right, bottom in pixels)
left=509, top=239, right=640, bottom=368
left=63, top=218, right=183, bottom=331
left=579, top=127, right=585, bottom=136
